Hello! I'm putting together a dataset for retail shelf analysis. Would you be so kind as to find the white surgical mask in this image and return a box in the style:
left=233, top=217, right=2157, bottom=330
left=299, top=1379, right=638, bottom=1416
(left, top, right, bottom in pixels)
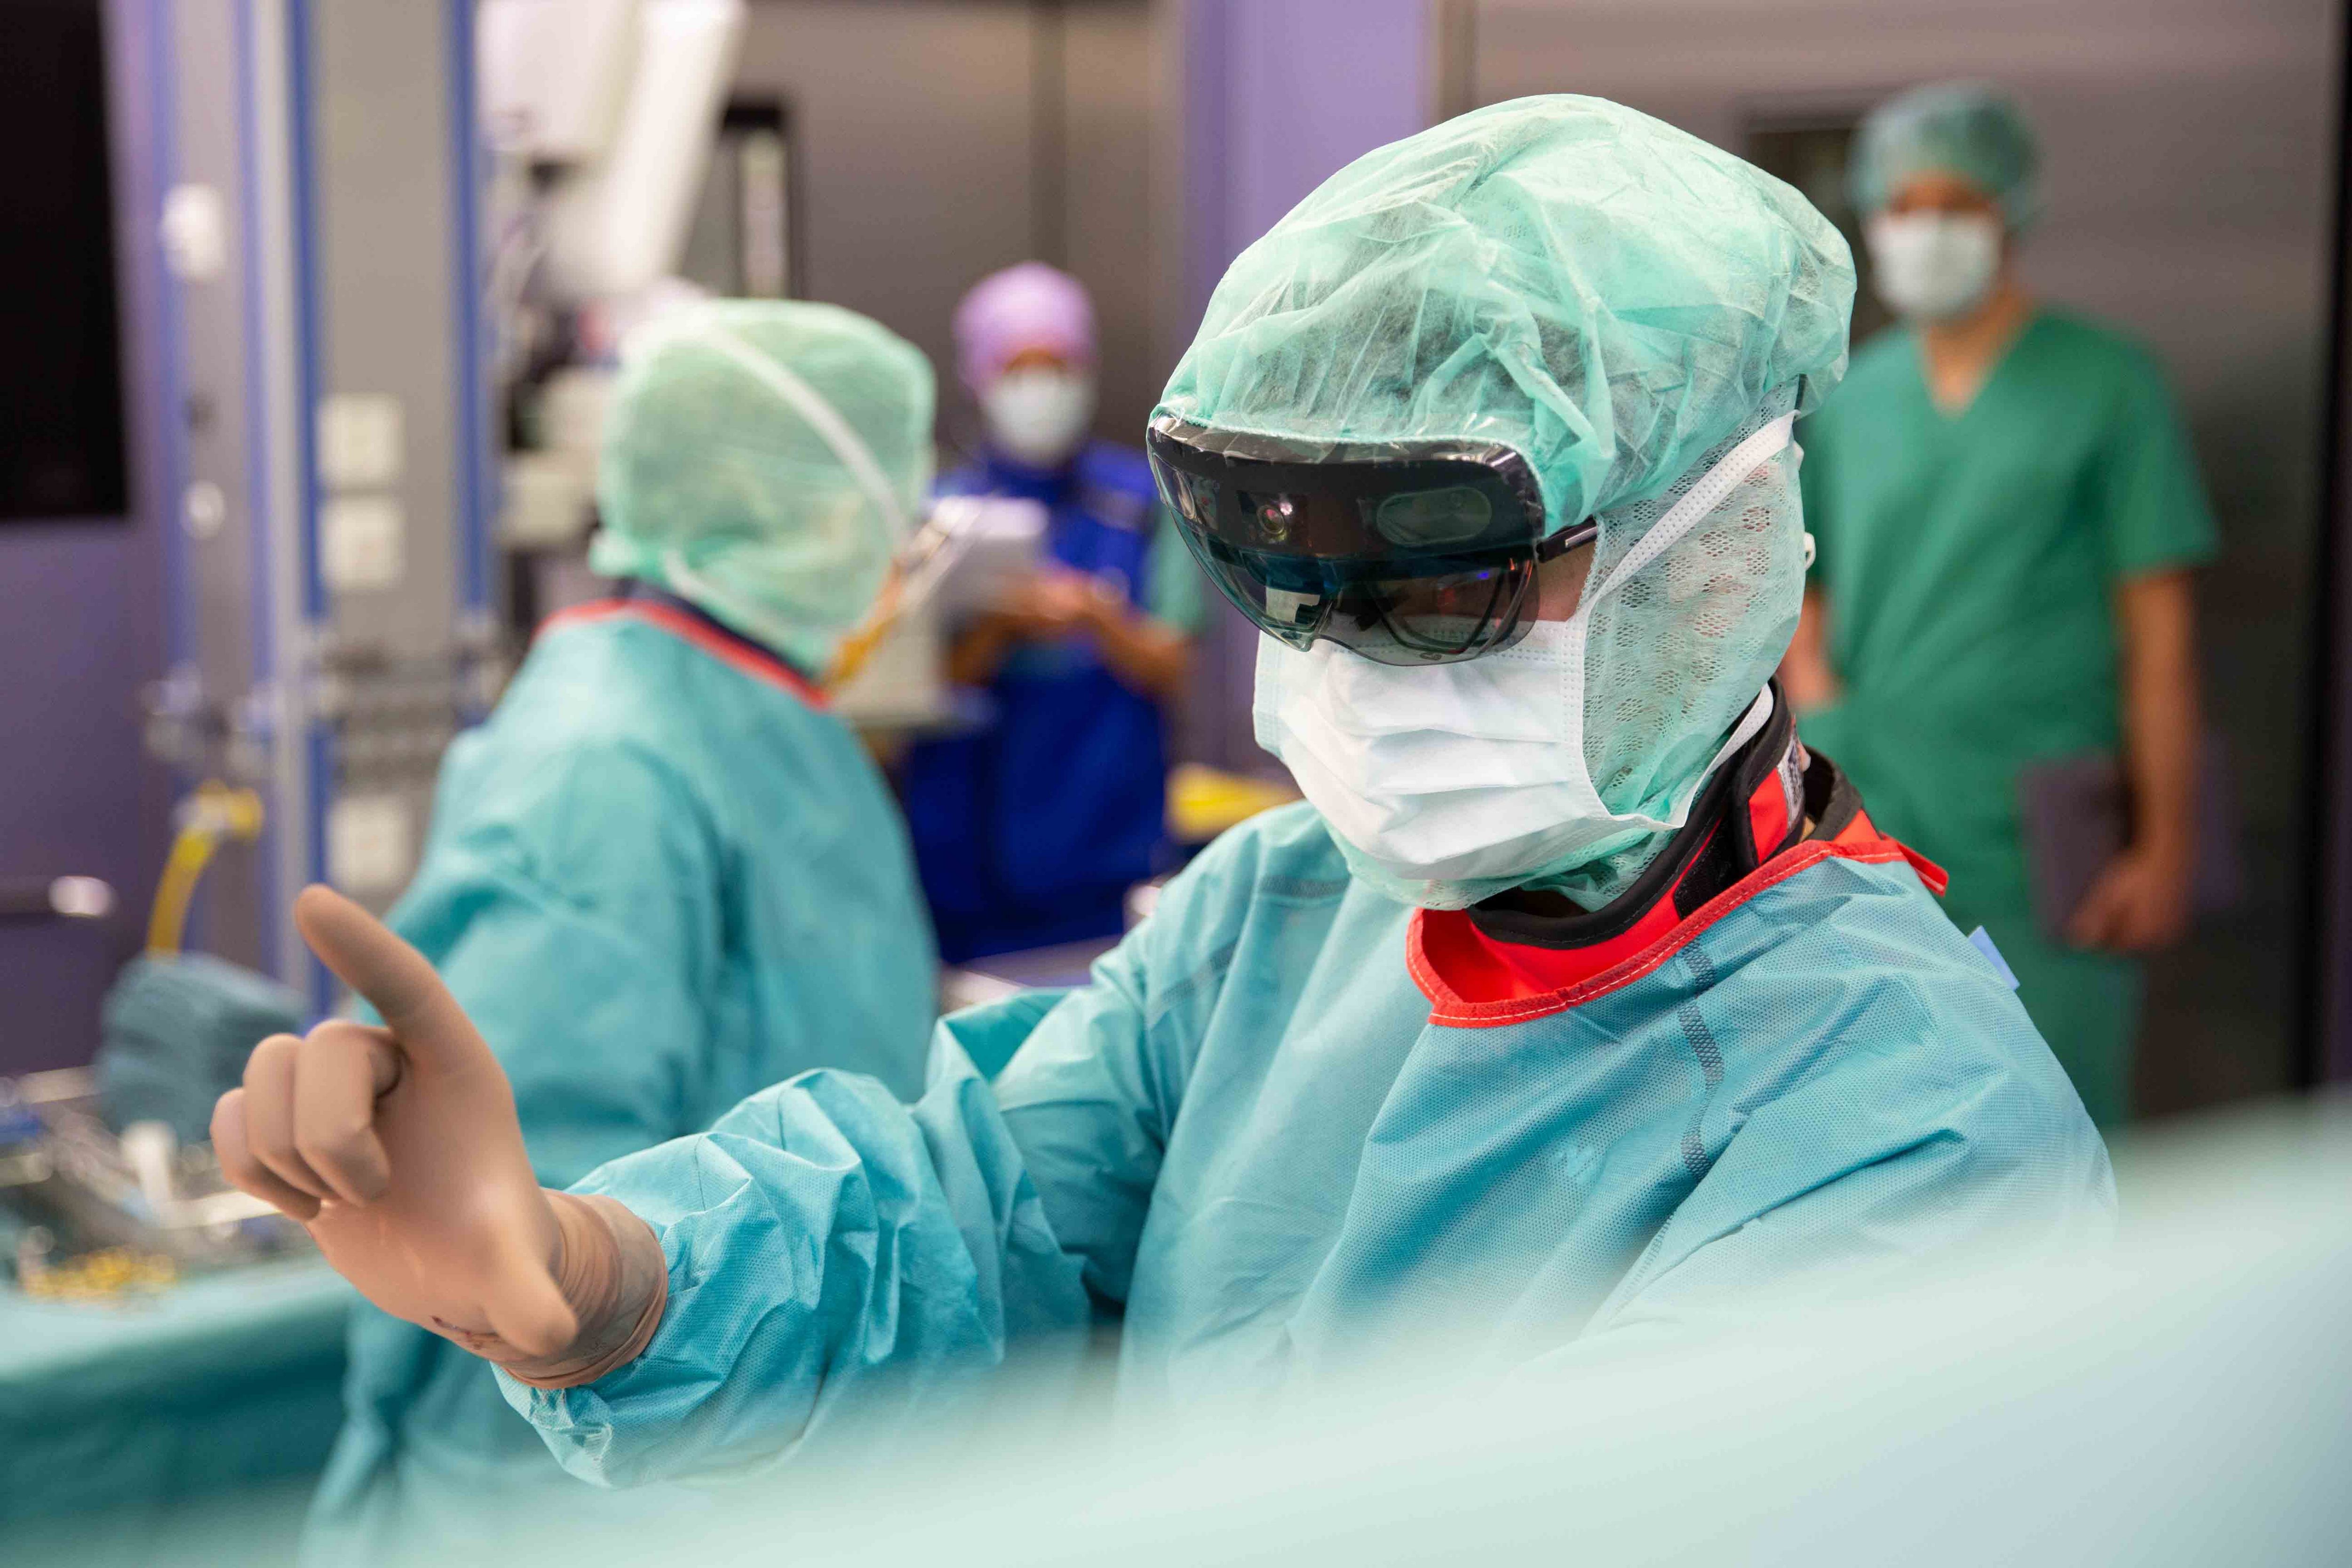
left=1865, top=211, right=2002, bottom=323
left=1254, top=416, right=1795, bottom=907
left=983, top=368, right=1096, bottom=469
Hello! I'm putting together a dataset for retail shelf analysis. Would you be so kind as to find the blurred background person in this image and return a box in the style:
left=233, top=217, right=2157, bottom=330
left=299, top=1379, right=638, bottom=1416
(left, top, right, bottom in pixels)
left=303, top=299, right=940, bottom=1566
left=898, top=263, right=1205, bottom=962
left=1780, top=83, right=2217, bottom=1129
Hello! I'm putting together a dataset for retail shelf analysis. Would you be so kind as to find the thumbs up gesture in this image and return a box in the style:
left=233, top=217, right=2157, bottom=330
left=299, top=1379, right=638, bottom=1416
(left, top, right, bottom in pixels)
left=212, top=886, right=665, bottom=1386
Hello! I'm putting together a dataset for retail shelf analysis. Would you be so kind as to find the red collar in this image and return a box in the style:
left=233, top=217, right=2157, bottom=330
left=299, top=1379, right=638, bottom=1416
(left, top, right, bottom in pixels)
left=1409, top=760, right=1944, bottom=1030
left=539, top=599, right=830, bottom=709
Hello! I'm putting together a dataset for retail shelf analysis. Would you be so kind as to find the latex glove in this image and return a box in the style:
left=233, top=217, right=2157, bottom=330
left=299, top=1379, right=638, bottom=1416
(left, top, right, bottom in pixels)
left=2066, top=843, right=2193, bottom=954
left=210, top=885, right=667, bottom=1387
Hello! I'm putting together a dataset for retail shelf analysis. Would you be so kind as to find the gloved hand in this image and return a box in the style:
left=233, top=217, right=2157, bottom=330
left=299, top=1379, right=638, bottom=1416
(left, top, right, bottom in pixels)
left=210, top=884, right=667, bottom=1387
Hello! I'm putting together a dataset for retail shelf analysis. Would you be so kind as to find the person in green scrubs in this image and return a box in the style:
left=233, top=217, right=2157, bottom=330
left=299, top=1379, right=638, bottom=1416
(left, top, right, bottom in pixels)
left=1782, top=82, right=2217, bottom=1128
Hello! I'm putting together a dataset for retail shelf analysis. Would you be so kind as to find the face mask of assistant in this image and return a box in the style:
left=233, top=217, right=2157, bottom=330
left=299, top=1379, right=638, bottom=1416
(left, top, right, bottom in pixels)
left=984, top=367, right=1096, bottom=468
left=1865, top=210, right=2002, bottom=322
left=1253, top=416, right=1796, bottom=904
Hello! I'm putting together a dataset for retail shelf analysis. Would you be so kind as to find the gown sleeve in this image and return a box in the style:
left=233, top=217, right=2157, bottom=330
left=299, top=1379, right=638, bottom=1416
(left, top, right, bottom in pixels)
left=495, top=912, right=1202, bottom=1488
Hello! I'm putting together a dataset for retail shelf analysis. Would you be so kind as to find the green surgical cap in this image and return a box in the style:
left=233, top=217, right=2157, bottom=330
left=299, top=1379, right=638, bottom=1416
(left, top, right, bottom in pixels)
left=1155, top=95, right=1854, bottom=535
left=1850, top=81, right=2040, bottom=230
left=589, top=300, right=935, bottom=674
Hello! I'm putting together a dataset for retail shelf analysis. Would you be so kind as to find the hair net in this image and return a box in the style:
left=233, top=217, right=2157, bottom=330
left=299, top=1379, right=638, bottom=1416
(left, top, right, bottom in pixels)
left=1158, top=95, right=1851, bottom=906
left=955, top=262, right=1096, bottom=392
left=588, top=300, right=935, bottom=675
left=1157, top=95, right=1851, bottom=537
left=1850, top=81, right=2041, bottom=230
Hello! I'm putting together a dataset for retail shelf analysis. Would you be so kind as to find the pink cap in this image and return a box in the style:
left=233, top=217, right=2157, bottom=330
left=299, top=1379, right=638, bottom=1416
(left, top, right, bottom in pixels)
left=954, top=262, right=1095, bottom=391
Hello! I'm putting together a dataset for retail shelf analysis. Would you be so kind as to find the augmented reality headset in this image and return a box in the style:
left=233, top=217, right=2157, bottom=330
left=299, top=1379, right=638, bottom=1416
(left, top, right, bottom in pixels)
left=1146, top=414, right=1596, bottom=666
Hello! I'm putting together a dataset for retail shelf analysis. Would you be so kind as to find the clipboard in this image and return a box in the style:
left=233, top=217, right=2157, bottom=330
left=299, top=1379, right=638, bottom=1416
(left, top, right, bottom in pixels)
left=2016, top=740, right=2243, bottom=941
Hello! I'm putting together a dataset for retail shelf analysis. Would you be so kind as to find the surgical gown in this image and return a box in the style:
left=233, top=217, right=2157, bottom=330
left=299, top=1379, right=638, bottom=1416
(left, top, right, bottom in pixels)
left=305, top=593, right=937, bottom=1563
left=500, top=798, right=2113, bottom=1488
left=1796, top=311, right=2218, bottom=1126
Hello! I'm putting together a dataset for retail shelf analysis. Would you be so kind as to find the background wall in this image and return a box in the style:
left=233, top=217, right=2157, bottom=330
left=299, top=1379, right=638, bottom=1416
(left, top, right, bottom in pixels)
left=0, top=0, right=175, bottom=1075
left=1447, top=0, right=2339, bottom=1115
left=730, top=0, right=1163, bottom=464
left=1171, top=0, right=1433, bottom=768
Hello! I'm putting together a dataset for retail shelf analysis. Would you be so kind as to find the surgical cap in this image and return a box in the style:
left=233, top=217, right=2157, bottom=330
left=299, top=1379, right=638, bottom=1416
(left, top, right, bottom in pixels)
left=955, top=262, right=1096, bottom=392
left=1160, top=95, right=1853, bottom=907
left=588, top=300, right=934, bottom=675
left=1157, top=95, right=1852, bottom=538
left=1850, top=81, right=2041, bottom=230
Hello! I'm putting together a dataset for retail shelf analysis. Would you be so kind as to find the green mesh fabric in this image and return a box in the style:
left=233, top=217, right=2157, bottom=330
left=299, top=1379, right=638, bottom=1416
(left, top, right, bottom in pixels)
left=1533, top=394, right=1805, bottom=907
left=1849, top=81, right=2041, bottom=230
left=588, top=300, right=934, bottom=673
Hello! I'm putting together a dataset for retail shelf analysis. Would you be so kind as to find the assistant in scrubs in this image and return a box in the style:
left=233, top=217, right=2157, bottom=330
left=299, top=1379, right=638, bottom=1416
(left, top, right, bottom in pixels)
left=212, top=98, right=2114, bottom=1501
left=1780, top=83, right=2217, bottom=1127
left=300, top=301, right=940, bottom=1563
left=899, top=263, right=1205, bottom=961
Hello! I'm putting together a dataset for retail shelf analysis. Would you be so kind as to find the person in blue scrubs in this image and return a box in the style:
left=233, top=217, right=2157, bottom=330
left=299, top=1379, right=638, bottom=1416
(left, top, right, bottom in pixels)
left=900, top=263, right=1205, bottom=961
left=215, top=99, right=2115, bottom=1505
left=298, top=301, right=941, bottom=1563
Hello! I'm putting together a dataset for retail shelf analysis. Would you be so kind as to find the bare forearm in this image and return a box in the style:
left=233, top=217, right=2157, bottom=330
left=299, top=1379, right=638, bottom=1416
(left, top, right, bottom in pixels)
left=2118, top=571, right=2198, bottom=862
left=1087, top=611, right=1194, bottom=704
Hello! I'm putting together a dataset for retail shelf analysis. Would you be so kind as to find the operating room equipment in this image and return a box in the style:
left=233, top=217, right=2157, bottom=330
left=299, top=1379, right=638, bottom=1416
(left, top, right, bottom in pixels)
left=143, top=782, right=265, bottom=957
left=0, top=876, right=117, bottom=925
left=0, top=1068, right=308, bottom=1284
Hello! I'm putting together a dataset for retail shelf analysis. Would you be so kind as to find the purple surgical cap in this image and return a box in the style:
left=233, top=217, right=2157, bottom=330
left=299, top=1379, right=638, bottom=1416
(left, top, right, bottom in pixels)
left=954, top=262, right=1095, bottom=391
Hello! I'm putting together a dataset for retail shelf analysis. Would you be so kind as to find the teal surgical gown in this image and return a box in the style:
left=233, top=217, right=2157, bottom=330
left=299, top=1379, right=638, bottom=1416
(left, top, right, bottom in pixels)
left=1797, top=312, right=2218, bottom=1127
left=499, top=799, right=2114, bottom=1487
left=305, top=593, right=938, bottom=1563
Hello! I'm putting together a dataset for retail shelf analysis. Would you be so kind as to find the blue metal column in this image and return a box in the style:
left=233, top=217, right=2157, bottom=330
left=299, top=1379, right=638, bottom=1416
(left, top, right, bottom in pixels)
left=232, top=0, right=329, bottom=1005
left=446, top=0, right=497, bottom=677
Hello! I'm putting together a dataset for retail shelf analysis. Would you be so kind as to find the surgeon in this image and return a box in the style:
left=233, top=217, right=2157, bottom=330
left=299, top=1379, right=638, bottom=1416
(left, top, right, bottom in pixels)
left=299, top=301, right=940, bottom=1563
left=899, top=263, right=1205, bottom=961
left=1780, top=83, right=2217, bottom=1127
left=215, top=99, right=2114, bottom=1496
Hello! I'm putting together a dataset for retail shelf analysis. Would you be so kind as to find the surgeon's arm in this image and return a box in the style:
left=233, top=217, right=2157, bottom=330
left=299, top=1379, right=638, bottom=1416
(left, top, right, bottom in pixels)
left=503, top=899, right=1209, bottom=1486
left=2068, top=569, right=2198, bottom=953
left=1078, top=582, right=1194, bottom=703
left=212, top=888, right=1174, bottom=1485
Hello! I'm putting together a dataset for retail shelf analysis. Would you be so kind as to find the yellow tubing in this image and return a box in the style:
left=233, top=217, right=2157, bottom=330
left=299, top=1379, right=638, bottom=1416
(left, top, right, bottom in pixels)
left=146, top=783, right=266, bottom=955
left=822, top=563, right=906, bottom=693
